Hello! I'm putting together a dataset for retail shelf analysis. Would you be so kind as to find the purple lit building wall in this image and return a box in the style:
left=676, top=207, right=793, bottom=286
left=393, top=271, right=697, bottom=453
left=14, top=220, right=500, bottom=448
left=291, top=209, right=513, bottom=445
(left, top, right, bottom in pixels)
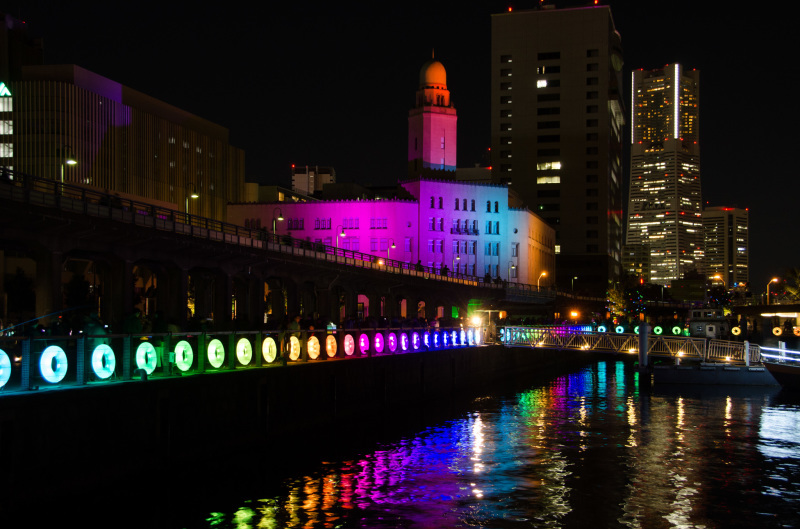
left=227, top=177, right=555, bottom=285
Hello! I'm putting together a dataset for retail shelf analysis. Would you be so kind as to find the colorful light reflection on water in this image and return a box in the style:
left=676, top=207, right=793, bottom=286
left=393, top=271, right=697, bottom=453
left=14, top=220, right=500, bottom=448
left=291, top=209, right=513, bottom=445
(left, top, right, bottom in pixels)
left=194, top=361, right=800, bottom=528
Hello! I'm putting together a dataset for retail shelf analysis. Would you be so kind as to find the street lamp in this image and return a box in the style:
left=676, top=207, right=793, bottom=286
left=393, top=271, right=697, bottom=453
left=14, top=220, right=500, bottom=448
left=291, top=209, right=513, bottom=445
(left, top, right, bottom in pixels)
left=452, top=253, right=461, bottom=275
left=507, top=261, right=516, bottom=282
left=766, top=277, right=779, bottom=305
left=272, top=207, right=284, bottom=235
left=712, top=274, right=726, bottom=287
left=185, top=184, right=199, bottom=214
left=60, top=147, right=77, bottom=189
left=538, top=271, right=547, bottom=290
left=335, top=225, right=346, bottom=249
left=387, top=238, right=396, bottom=263
left=572, top=276, right=578, bottom=291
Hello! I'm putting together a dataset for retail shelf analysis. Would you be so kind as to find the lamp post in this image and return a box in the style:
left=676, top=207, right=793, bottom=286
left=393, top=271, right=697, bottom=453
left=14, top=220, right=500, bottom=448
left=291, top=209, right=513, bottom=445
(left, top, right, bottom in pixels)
left=272, top=207, right=284, bottom=236
left=387, top=238, right=396, bottom=264
left=335, top=225, right=346, bottom=250
left=766, top=277, right=779, bottom=305
left=452, top=253, right=461, bottom=275
left=572, top=276, right=578, bottom=291
left=60, top=147, right=77, bottom=191
left=507, top=261, right=516, bottom=283
left=185, top=184, right=199, bottom=214
left=538, top=271, right=547, bottom=290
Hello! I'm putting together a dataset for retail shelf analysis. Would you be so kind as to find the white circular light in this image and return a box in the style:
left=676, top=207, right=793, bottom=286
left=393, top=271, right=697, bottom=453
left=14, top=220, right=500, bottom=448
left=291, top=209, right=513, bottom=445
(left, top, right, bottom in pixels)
left=0, top=349, right=11, bottom=388
left=174, top=340, right=194, bottom=372
left=207, top=339, right=225, bottom=368
left=136, top=342, right=157, bottom=375
left=91, top=344, right=116, bottom=379
left=40, top=345, right=68, bottom=383
left=326, top=335, right=337, bottom=357
left=307, top=336, right=320, bottom=360
left=236, top=338, right=253, bottom=365
left=289, top=336, right=301, bottom=361
left=262, top=337, right=277, bottom=363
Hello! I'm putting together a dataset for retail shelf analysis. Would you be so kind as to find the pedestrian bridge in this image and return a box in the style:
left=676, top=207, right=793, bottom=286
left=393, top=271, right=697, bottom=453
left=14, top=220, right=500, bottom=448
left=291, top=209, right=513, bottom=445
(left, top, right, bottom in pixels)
left=0, top=325, right=766, bottom=395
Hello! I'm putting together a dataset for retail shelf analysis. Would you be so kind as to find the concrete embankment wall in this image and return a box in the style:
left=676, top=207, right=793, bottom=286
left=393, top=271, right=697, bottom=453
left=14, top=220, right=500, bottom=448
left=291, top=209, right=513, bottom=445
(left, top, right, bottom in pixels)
left=0, top=345, right=592, bottom=505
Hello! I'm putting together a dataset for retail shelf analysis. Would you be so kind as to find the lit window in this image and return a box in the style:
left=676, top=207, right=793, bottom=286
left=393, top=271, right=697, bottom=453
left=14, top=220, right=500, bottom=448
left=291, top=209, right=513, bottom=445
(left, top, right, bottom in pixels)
left=536, top=161, right=562, bottom=170
left=537, top=79, right=547, bottom=88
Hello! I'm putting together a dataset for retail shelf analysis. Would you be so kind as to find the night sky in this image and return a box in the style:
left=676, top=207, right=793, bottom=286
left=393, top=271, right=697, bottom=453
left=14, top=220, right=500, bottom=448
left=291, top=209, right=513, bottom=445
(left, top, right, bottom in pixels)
left=8, top=0, right=799, bottom=293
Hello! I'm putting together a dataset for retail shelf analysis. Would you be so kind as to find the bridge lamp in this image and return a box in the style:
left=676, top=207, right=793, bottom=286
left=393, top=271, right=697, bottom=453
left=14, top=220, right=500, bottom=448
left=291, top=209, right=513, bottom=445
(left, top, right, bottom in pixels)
left=387, top=238, right=396, bottom=262
left=336, top=225, right=346, bottom=249
left=507, top=261, right=516, bottom=282
left=60, top=147, right=77, bottom=187
left=185, top=184, right=199, bottom=214
left=538, top=271, right=547, bottom=289
left=272, top=207, right=284, bottom=235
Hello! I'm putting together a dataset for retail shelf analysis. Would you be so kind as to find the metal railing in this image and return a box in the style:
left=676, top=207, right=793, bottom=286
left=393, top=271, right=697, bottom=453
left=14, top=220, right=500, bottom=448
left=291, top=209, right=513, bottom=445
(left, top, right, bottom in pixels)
left=500, top=326, right=761, bottom=363
left=0, top=169, right=555, bottom=299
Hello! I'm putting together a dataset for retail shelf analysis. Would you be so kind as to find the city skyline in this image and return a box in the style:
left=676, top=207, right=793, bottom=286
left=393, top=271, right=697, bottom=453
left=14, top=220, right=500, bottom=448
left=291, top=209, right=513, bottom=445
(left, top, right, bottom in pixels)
left=10, top=0, right=799, bottom=294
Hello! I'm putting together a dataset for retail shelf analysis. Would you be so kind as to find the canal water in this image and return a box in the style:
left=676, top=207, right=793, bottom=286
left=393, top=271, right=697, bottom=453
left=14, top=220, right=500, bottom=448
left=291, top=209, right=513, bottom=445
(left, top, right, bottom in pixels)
left=174, top=359, right=800, bottom=528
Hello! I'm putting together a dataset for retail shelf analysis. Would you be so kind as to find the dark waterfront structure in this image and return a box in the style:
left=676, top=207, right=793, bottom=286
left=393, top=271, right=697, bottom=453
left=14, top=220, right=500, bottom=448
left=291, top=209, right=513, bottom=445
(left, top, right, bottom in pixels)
left=490, top=5, right=625, bottom=294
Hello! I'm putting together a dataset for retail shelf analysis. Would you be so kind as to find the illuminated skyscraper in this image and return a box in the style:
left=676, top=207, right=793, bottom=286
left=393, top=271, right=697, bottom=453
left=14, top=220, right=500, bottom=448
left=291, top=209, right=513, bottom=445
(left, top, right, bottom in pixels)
left=703, top=206, right=749, bottom=286
left=627, top=63, right=701, bottom=285
left=490, top=5, right=625, bottom=293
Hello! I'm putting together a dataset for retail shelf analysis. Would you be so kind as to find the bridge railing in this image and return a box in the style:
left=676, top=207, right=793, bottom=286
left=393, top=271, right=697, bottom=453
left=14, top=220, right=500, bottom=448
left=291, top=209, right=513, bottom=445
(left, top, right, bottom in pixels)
left=499, top=326, right=761, bottom=363
left=0, top=169, right=555, bottom=299
left=0, top=326, right=485, bottom=396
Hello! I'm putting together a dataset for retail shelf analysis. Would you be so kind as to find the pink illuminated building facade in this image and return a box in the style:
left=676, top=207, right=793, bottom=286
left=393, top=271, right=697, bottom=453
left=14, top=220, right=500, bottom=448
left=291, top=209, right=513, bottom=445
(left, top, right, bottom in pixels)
left=408, top=59, right=457, bottom=173
left=228, top=178, right=554, bottom=285
left=228, top=57, right=554, bottom=286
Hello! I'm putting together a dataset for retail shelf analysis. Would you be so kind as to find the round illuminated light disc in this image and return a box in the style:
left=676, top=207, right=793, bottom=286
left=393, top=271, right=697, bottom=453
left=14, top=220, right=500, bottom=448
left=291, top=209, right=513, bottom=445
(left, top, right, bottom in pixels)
left=236, top=338, right=253, bottom=365
left=794, top=327, right=800, bottom=337
left=433, top=331, right=441, bottom=348
left=467, top=329, right=474, bottom=345
left=597, top=325, right=607, bottom=333
left=442, top=332, right=448, bottom=347
left=615, top=326, right=625, bottom=334
left=326, top=335, right=337, bottom=357
left=359, top=334, right=369, bottom=354
left=374, top=333, right=384, bottom=354
left=423, top=332, right=431, bottom=349
left=459, top=330, right=465, bottom=345
left=307, top=336, right=320, bottom=360
left=731, top=326, right=741, bottom=336
left=289, top=336, right=301, bottom=361
left=412, top=332, right=420, bottom=350
left=773, top=327, right=783, bottom=337
left=136, top=342, right=157, bottom=375
left=40, top=345, right=68, bottom=383
left=388, top=333, right=397, bottom=353
left=474, top=327, right=482, bottom=345
left=91, top=344, right=116, bottom=379
left=174, top=340, right=194, bottom=372
left=0, top=349, right=11, bottom=388
left=207, top=339, right=225, bottom=368
left=262, top=337, right=278, bottom=363
left=672, top=326, right=682, bottom=336
left=634, top=326, right=640, bottom=335
left=653, top=326, right=663, bottom=335
left=344, top=334, right=355, bottom=356
left=400, top=333, right=409, bottom=351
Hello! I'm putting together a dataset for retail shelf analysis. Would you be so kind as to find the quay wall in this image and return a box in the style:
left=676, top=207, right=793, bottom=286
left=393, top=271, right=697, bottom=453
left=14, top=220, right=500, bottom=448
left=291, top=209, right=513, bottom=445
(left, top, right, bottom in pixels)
left=0, top=345, right=595, bottom=505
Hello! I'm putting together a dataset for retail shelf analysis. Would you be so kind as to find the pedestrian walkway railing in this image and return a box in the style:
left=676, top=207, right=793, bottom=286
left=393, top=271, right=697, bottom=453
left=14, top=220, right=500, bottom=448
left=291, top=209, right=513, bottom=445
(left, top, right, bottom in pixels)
left=500, top=326, right=762, bottom=364
left=760, top=344, right=800, bottom=365
left=0, top=325, right=484, bottom=395
left=0, top=169, right=554, bottom=300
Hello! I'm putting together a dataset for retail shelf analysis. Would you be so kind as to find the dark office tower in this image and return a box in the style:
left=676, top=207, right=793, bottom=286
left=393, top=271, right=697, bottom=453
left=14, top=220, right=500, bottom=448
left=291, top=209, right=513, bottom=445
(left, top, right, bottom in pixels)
left=491, top=5, right=625, bottom=293
left=627, top=64, right=702, bottom=285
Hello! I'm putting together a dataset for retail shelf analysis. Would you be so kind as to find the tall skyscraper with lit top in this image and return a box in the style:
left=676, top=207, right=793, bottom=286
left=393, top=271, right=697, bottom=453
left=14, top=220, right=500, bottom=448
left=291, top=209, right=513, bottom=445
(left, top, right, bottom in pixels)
left=627, top=63, right=702, bottom=285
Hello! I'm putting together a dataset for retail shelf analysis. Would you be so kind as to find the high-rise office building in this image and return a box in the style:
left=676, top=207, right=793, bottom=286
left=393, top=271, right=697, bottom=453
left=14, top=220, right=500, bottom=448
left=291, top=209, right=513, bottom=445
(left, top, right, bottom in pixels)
left=490, top=5, right=625, bottom=293
left=627, top=63, right=702, bottom=285
left=703, top=206, right=749, bottom=287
